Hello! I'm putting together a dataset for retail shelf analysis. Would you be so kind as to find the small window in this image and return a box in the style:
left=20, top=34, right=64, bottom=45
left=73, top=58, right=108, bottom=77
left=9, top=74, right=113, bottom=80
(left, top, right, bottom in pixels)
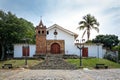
left=47, top=31, right=49, bottom=35
left=38, top=31, right=40, bottom=34
left=42, top=31, right=44, bottom=34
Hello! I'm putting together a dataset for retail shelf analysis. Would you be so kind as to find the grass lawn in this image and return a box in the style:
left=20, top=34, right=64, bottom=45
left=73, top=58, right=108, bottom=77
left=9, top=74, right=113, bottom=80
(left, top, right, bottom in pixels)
left=66, top=58, right=120, bottom=69
left=0, top=59, right=40, bottom=69
left=0, top=58, right=120, bottom=69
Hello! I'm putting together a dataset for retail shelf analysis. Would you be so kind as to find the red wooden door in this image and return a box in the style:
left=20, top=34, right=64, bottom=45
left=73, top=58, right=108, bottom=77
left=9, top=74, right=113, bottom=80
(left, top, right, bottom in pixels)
left=22, top=46, right=29, bottom=56
left=51, top=43, right=60, bottom=54
left=82, top=47, right=88, bottom=57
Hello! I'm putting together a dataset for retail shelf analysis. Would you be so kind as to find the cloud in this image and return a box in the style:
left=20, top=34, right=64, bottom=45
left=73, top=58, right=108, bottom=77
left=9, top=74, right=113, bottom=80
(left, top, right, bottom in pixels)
left=37, top=0, right=119, bottom=39
left=0, top=0, right=120, bottom=39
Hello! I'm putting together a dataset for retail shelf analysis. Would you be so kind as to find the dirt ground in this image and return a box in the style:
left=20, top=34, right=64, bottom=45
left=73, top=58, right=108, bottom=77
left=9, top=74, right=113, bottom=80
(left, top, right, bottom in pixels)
left=0, top=69, right=120, bottom=80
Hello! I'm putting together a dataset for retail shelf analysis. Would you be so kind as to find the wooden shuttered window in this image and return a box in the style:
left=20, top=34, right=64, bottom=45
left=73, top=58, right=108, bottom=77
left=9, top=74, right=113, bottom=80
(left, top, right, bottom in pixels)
left=22, top=46, right=29, bottom=56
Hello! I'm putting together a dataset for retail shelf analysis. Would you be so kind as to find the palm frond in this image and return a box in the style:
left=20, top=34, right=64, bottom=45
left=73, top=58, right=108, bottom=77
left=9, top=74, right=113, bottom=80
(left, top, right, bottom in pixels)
left=92, top=26, right=99, bottom=33
left=77, top=26, right=85, bottom=30
left=78, top=14, right=99, bottom=40
left=79, top=21, right=86, bottom=25
left=91, top=19, right=99, bottom=26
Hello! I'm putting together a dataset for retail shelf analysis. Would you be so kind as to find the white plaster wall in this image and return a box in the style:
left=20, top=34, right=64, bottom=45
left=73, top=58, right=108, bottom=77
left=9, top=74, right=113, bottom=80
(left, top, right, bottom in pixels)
left=14, top=44, right=36, bottom=58
left=29, top=45, right=36, bottom=57
left=14, top=26, right=106, bottom=58
left=14, top=44, right=22, bottom=57
left=46, top=27, right=106, bottom=58
left=84, top=44, right=104, bottom=58
left=47, top=27, right=77, bottom=54
left=72, top=45, right=80, bottom=55
left=74, top=44, right=105, bottom=58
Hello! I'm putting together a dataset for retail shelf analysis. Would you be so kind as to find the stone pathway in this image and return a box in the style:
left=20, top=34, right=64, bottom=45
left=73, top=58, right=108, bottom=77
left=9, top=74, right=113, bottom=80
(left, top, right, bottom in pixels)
left=31, top=54, right=77, bottom=69
left=83, top=69, right=120, bottom=80
left=0, top=69, right=120, bottom=80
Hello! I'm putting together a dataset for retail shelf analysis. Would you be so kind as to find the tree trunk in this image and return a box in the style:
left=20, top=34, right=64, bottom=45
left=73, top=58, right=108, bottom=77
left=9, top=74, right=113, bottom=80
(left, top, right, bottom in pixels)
left=1, top=44, right=5, bottom=60
left=87, top=29, right=90, bottom=41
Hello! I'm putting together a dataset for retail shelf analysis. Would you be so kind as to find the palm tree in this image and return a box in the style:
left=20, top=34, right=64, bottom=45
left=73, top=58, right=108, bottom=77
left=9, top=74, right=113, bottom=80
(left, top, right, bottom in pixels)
left=78, top=14, right=99, bottom=41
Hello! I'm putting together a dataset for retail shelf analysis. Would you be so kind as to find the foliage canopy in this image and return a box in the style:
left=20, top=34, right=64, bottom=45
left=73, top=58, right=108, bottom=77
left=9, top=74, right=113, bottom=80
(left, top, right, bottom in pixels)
left=0, top=10, right=35, bottom=60
left=92, top=34, right=119, bottom=49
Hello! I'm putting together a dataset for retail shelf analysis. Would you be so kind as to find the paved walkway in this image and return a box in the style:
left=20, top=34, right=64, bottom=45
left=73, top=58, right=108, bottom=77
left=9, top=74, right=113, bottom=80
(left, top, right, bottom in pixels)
left=0, top=69, right=120, bottom=80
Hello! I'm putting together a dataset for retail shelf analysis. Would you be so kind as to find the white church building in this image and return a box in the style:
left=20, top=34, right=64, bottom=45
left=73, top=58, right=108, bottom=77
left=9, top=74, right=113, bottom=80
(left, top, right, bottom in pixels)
left=14, top=20, right=105, bottom=58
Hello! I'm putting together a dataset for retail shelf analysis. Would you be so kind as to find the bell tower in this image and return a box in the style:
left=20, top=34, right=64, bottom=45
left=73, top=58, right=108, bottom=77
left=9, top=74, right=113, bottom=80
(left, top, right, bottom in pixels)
left=35, top=20, right=46, bottom=54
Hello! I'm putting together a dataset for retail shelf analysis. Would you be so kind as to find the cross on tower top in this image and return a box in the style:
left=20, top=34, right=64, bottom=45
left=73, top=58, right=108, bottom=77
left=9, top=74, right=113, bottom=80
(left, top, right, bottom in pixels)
left=38, top=16, right=46, bottom=28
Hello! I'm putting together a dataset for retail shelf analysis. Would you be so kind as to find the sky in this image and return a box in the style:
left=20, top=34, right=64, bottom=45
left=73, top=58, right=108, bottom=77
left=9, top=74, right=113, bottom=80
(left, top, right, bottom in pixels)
left=0, top=0, right=120, bottom=40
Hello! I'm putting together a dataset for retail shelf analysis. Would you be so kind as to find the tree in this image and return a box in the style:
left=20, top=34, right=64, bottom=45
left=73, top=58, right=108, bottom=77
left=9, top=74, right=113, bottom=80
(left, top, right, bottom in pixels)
left=78, top=14, right=99, bottom=41
left=112, top=41, right=120, bottom=60
left=0, top=10, right=35, bottom=60
left=92, top=34, right=119, bottom=49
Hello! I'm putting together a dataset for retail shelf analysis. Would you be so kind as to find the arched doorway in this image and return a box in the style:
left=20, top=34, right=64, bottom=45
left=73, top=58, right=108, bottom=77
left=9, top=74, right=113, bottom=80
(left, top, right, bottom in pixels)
left=51, top=43, right=60, bottom=54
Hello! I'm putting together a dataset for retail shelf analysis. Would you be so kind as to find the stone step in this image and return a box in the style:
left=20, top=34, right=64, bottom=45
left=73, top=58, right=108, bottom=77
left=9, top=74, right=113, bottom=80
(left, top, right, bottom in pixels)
left=31, top=54, right=77, bottom=70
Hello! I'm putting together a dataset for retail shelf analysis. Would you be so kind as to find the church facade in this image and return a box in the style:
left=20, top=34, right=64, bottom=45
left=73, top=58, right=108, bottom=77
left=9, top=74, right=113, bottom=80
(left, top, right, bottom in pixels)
left=35, top=20, right=72, bottom=54
left=35, top=20, right=78, bottom=55
left=14, top=20, right=106, bottom=58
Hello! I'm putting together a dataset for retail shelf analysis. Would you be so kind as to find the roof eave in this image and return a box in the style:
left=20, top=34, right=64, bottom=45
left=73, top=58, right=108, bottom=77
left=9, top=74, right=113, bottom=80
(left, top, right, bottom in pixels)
left=47, top=24, right=78, bottom=39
